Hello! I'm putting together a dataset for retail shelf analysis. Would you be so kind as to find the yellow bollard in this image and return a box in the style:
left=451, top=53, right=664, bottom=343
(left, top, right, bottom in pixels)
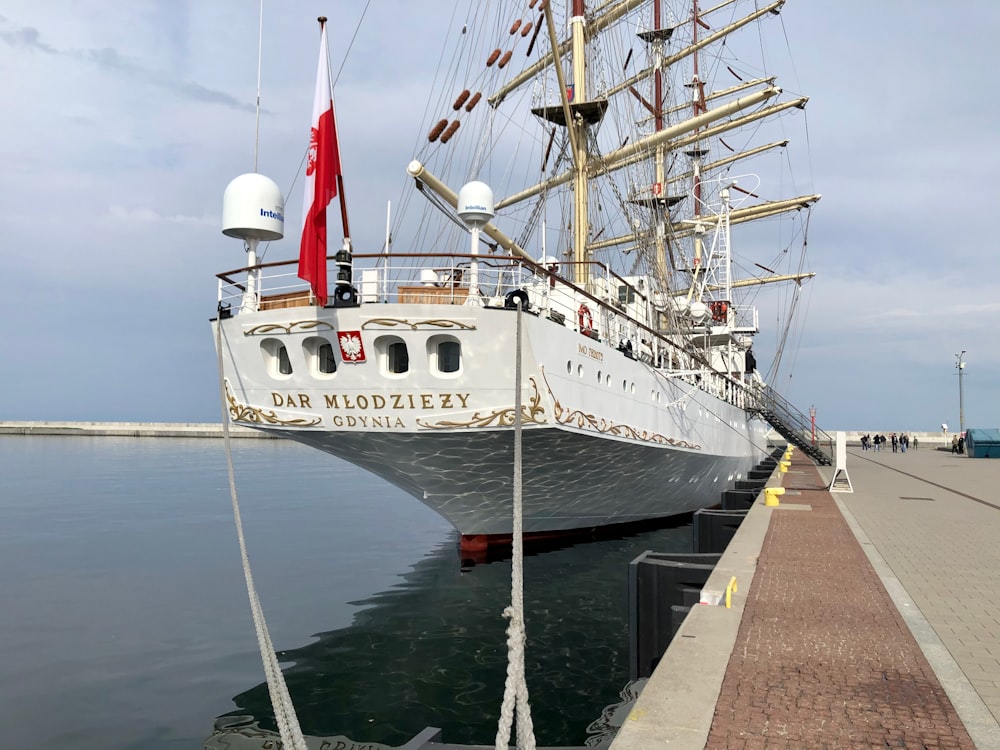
left=725, top=576, right=738, bottom=608
left=765, top=486, right=785, bottom=506
left=779, top=460, right=790, bottom=473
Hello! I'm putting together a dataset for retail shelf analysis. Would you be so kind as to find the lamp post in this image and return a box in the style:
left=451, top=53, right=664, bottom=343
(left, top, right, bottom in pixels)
left=955, top=350, right=966, bottom=434
left=809, top=404, right=816, bottom=445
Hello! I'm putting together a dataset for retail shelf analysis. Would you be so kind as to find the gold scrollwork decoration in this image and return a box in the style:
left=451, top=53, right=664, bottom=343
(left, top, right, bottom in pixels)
left=539, top=368, right=701, bottom=450
left=225, top=381, right=322, bottom=427
left=416, top=377, right=546, bottom=429
left=361, top=318, right=477, bottom=331
left=243, top=320, right=336, bottom=336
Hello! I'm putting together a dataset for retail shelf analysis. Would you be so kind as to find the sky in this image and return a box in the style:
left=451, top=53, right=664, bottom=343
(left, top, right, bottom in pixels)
left=1, top=0, right=998, bottom=432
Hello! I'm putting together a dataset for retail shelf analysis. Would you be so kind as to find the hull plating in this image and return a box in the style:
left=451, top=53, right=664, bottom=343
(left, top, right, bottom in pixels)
left=272, top=424, right=765, bottom=535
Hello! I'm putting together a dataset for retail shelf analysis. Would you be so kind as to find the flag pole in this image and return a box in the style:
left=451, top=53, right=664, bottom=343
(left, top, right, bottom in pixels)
left=318, top=16, right=351, bottom=247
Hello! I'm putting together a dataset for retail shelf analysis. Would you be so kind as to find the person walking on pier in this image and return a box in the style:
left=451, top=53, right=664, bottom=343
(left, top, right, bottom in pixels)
left=952, top=434, right=959, bottom=453
left=913, top=436, right=918, bottom=450
left=891, top=433, right=898, bottom=453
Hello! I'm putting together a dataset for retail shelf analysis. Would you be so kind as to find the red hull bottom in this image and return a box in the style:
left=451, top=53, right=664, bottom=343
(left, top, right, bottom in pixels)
left=459, top=513, right=695, bottom=565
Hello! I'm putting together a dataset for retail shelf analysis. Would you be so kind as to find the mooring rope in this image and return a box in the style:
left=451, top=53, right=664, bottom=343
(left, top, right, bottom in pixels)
left=215, top=317, right=308, bottom=750
left=494, top=301, right=537, bottom=750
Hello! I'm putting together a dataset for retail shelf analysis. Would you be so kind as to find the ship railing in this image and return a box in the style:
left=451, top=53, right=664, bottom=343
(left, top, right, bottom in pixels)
left=731, top=304, right=759, bottom=332
left=216, top=252, right=656, bottom=331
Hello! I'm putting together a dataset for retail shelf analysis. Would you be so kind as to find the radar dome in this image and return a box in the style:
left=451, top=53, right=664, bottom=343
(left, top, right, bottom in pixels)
left=457, top=181, right=495, bottom=228
left=222, top=173, right=285, bottom=241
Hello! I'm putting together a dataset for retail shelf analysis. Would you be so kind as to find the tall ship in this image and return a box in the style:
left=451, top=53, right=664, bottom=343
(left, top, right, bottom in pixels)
left=212, top=0, right=820, bottom=557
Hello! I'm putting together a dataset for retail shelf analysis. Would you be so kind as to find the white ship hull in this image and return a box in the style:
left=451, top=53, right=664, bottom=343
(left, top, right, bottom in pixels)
left=214, top=297, right=768, bottom=537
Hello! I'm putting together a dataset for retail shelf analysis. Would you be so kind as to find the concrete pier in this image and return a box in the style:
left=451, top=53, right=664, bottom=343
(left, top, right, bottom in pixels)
left=612, top=448, right=1000, bottom=749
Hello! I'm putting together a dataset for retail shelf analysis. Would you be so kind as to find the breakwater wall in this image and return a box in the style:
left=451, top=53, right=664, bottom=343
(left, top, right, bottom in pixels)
left=0, top=421, right=273, bottom=438
left=769, top=429, right=958, bottom=449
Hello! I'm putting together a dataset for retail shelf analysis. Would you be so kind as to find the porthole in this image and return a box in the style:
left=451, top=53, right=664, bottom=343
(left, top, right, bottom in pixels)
left=567, top=361, right=573, bottom=374
left=303, top=336, right=337, bottom=377
left=388, top=342, right=409, bottom=374
left=278, top=346, right=292, bottom=375
left=374, top=335, right=410, bottom=377
left=438, top=340, right=460, bottom=372
left=428, top=335, right=461, bottom=376
left=260, top=338, right=293, bottom=378
left=597, top=370, right=603, bottom=384
left=578, top=364, right=584, bottom=378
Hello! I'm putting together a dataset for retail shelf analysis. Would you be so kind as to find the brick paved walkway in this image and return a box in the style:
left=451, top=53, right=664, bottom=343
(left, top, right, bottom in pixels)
left=703, top=456, right=977, bottom=749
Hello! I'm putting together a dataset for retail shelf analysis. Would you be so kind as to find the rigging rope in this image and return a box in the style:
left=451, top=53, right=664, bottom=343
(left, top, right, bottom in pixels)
left=494, top=301, right=537, bottom=750
left=215, top=317, right=308, bottom=750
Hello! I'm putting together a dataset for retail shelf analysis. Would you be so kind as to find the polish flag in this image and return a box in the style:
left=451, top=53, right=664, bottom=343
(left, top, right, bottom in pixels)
left=298, top=22, right=342, bottom=307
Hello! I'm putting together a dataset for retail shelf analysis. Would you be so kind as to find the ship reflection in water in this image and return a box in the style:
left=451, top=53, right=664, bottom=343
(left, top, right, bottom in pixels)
left=205, top=520, right=691, bottom=748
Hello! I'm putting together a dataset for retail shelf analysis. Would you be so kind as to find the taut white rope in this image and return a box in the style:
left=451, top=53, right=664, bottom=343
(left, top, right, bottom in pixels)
left=215, top=318, right=308, bottom=750
left=494, top=300, right=537, bottom=750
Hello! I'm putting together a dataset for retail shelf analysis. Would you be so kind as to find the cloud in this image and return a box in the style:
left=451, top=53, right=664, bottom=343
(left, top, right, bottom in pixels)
left=0, top=17, right=255, bottom=112
left=0, top=23, right=56, bottom=52
left=104, top=204, right=217, bottom=227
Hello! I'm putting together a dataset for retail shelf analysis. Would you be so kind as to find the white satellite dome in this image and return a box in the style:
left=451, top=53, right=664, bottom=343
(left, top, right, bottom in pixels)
left=457, top=181, right=495, bottom=228
left=222, top=173, right=285, bottom=241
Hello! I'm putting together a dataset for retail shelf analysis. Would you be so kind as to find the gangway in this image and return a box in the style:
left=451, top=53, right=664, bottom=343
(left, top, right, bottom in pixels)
left=750, top=386, right=833, bottom=465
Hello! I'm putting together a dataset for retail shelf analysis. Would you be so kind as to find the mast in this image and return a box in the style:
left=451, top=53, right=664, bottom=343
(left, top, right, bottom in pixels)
left=648, top=0, right=671, bottom=286
left=689, top=0, right=707, bottom=273
left=569, top=0, right=589, bottom=286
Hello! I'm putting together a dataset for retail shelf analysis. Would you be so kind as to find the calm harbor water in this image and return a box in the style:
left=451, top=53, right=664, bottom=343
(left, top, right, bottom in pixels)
left=0, top=435, right=693, bottom=748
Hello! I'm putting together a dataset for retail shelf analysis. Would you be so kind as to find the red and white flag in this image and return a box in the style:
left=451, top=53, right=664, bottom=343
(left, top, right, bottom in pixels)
left=298, top=22, right=342, bottom=307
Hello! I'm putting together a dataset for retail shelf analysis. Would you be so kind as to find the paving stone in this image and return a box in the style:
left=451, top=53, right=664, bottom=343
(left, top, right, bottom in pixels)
left=703, top=456, right=978, bottom=749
